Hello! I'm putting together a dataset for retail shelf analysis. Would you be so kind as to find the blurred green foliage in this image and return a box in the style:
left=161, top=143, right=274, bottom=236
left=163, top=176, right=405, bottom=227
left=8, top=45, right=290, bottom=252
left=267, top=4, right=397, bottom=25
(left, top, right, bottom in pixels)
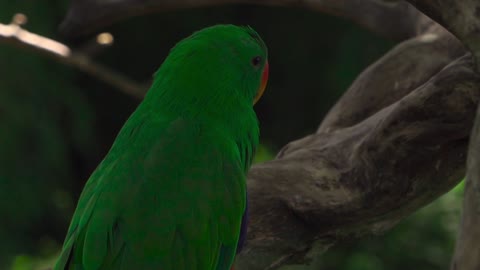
left=0, top=1, right=464, bottom=270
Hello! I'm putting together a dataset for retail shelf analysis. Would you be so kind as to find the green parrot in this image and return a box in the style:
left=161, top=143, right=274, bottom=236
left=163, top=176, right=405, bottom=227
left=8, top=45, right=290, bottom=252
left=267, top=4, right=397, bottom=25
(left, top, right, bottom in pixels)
left=53, top=24, right=269, bottom=270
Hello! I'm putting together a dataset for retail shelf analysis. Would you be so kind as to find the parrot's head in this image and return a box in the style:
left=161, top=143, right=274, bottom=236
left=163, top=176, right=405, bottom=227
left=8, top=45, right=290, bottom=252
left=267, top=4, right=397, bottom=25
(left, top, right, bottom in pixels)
left=150, top=25, right=269, bottom=114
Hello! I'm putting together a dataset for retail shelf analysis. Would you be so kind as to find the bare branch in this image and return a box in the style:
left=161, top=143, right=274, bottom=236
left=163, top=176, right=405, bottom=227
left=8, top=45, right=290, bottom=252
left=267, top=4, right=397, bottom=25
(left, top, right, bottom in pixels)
left=60, top=0, right=431, bottom=41
left=0, top=16, right=146, bottom=99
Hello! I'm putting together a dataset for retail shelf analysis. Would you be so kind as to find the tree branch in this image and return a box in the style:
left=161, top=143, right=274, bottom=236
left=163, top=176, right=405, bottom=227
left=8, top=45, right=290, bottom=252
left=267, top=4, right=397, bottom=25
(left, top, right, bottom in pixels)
left=390, top=1, right=480, bottom=269
left=402, top=0, right=480, bottom=269
left=0, top=16, right=146, bottom=99
left=239, top=48, right=478, bottom=270
left=60, top=0, right=432, bottom=41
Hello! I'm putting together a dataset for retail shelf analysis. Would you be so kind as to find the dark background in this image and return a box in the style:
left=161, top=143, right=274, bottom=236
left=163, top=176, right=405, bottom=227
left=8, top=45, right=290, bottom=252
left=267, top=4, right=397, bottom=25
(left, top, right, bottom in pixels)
left=0, top=1, right=463, bottom=269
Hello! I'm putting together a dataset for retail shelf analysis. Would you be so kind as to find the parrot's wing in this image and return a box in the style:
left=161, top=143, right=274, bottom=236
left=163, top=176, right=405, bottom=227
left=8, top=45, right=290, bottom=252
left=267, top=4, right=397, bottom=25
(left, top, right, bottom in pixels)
left=54, top=117, right=246, bottom=270
left=215, top=197, right=248, bottom=270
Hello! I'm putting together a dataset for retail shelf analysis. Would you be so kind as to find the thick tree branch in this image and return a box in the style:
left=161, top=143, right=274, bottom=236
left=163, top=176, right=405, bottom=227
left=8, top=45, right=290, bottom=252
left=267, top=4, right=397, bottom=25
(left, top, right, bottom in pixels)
left=395, top=1, right=480, bottom=270
left=238, top=51, right=478, bottom=270
left=406, top=0, right=480, bottom=268
left=60, top=0, right=432, bottom=41
left=0, top=17, right=146, bottom=98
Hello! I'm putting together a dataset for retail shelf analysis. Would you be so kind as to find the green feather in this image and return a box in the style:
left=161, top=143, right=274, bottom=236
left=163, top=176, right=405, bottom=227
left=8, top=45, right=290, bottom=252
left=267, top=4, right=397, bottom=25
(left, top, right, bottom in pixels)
left=54, top=24, right=268, bottom=270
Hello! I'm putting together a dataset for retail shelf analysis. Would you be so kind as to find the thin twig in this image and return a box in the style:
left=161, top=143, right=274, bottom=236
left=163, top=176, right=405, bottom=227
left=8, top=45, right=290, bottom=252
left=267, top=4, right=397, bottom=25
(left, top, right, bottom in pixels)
left=0, top=15, right=146, bottom=99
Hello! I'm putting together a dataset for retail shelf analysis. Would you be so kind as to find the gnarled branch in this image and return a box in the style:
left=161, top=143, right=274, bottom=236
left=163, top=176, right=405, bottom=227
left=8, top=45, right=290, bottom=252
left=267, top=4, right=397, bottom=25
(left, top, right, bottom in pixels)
left=240, top=36, right=477, bottom=270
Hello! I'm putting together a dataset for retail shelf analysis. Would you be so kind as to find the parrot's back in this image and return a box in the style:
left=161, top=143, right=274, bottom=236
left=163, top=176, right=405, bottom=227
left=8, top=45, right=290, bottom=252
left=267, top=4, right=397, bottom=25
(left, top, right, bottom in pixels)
left=54, top=24, right=268, bottom=270
left=55, top=112, right=253, bottom=270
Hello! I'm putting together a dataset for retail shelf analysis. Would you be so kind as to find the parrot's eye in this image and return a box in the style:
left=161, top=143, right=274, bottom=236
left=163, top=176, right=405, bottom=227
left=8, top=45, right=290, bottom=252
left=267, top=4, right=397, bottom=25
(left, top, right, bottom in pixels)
left=252, top=56, right=262, bottom=67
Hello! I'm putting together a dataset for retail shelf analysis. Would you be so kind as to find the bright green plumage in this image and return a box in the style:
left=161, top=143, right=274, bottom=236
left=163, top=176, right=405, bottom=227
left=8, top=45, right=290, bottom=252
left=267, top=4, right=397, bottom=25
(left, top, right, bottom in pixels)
left=54, top=25, right=268, bottom=270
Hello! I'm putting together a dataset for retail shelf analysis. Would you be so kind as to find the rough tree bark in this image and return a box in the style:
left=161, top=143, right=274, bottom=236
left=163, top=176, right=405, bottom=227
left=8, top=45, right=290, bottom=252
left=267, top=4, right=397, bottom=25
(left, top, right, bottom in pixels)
left=3, top=0, right=477, bottom=269
left=58, top=0, right=480, bottom=269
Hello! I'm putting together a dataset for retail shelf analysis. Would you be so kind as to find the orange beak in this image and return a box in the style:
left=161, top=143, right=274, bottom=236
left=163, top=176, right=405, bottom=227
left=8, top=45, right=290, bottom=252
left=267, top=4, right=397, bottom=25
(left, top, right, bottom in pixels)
left=254, top=60, right=269, bottom=104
